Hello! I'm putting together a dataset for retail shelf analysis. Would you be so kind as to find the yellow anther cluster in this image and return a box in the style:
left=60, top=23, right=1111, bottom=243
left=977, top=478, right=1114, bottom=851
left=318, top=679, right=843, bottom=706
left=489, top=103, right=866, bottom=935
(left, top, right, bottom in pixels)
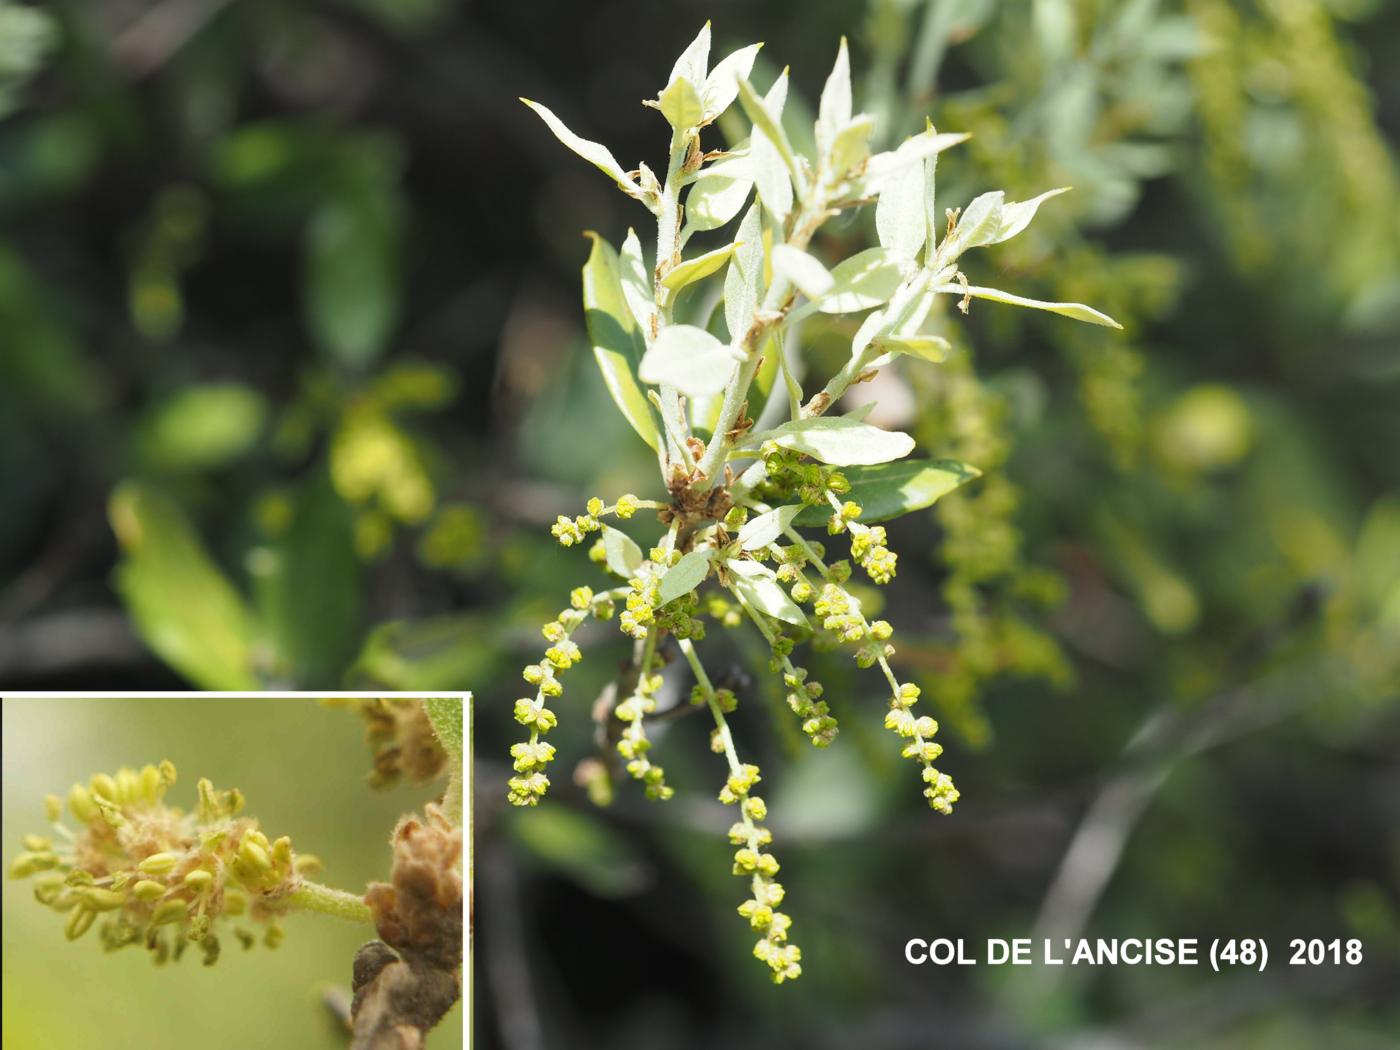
left=8, top=762, right=316, bottom=965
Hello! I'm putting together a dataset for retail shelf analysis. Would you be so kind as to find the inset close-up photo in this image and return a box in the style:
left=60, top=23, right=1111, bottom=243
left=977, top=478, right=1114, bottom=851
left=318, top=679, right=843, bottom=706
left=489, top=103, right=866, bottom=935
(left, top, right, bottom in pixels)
left=1, top=1, right=1398, bottom=1048
left=1, top=695, right=464, bottom=1050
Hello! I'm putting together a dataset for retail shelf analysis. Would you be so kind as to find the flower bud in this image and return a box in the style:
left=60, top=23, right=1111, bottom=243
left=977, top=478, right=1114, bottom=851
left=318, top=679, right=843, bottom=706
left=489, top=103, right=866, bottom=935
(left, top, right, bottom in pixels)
left=271, top=836, right=293, bottom=868
left=81, top=887, right=128, bottom=912
left=239, top=838, right=271, bottom=873
left=138, top=852, right=182, bottom=876
left=114, top=767, right=140, bottom=804
left=32, top=872, right=65, bottom=905
left=91, top=793, right=126, bottom=827
left=133, top=880, right=166, bottom=902
left=9, top=852, right=53, bottom=879
left=139, top=764, right=163, bottom=801
left=64, top=905, right=96, bottom=941
left=68, top=784, right=99, bottom=823
left=89, top=773, right=117, bottom=802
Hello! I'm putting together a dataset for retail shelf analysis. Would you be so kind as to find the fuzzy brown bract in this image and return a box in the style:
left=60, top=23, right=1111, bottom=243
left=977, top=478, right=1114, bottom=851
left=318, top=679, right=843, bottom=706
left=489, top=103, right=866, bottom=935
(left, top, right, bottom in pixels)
left=364, top=803, right=463, bottom=968
left=353, top=804, right=463, bottom=1049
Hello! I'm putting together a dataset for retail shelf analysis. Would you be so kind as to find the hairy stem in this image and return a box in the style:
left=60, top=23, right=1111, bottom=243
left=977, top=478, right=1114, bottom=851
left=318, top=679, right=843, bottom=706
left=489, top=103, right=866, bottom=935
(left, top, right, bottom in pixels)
left=654, top=128, right=694, bottom=473
left=678, top=638, right=769, bottom=907
left=285, top=880, right=374, bottom=924
left=678, top=638, right=741, bottom=776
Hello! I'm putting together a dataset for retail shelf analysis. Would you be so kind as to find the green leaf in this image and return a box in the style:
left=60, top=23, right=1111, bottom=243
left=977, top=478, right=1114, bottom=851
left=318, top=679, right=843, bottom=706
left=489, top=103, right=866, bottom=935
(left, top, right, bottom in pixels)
left=618, top=228, right=655, bottom=337
left=738, top=505, right=802, bottom=550
left=851, top=306, right=889, bottom=357
left=349, top=613, right=498, bottom=690
left=772, top=244, right=834, bottom=301
left=726, top=559, right=808, bottom=626
left=426, top=695, right=464, bottom=825
left=659, top=548, right=713, bottom=604
left=724, top=203, right=764, bottom=341
left=668, top=21, right=711, bottom=88
left=520, top=98, right=639, bottom=195
left=855, top=128, right=969, bottom=198
left=582, top=233, right=660, bottom=451
left=876, top=145, right=927, bottom=261
left=828, top=114, right=876, bottom=177
left=816, top=37, right=852, bottom=158
left=701, top=43, right=762, bottom=122
left=659, top=76, right=704, bottom=131
left=793, top=459, right=981, bottom=526
left=638, top=324, right=738, bottom=397
left=422, top=696, right=463, bottom=763
left=943, top=187, right=1069, bottom=258
left=109, top=482, right=258, bottom=690
left=256, top=473, right=360, bottom=687
left=943, top=190, right=1003, bottom=258
left=876, top=333, right=951, bottom=363
left=737, top=76, right=799, bottom=184
left=755, top=415, right=915, bottom=466
left=134, top=382, right=267, bottom=472
left=922, top=126, right=942, bottom=254
left=1033, top=0, right=1077, bottom=66
left=685, top=155, right=753, bottom=232
left=939, top=282, right=1122, bottom=328
left=818, top=247, right=905, bottom=314
left=601, top=524, right=644, bottom=578
left=993, top=187, right=1070, bottom=244
left=744, top=72, right=793, bottom=221
left=304, top=179, right=402, bottom=370
left=661, top=240, right=739, bottom=292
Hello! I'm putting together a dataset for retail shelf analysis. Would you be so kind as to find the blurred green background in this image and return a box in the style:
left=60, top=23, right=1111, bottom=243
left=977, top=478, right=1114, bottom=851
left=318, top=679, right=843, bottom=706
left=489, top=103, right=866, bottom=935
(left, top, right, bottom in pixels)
left=1, top=0, right=1398, bottom=1047
left=0, top=698, right=463, bottom=1049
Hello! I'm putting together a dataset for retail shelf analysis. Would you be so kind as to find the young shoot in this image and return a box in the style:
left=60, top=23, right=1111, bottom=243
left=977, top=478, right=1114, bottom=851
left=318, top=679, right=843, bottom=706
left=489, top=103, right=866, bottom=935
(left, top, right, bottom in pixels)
left=516, top=22, right=1120, bottom=985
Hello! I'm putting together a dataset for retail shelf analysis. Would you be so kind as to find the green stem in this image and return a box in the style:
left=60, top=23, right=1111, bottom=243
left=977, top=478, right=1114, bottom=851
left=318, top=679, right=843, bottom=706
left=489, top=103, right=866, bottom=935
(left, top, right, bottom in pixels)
left=677, top=638, right=767, bottom=903
left=678, top=638, right=741, bottom=776
left=654, top=128, right=694, bottom=472
left=284, top=880, right=373, bottom=924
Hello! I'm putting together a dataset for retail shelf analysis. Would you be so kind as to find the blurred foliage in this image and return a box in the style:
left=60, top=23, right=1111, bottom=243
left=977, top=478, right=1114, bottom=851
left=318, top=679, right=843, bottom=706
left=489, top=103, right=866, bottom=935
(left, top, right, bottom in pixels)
left=1, top=0, right=1397, bottom=1046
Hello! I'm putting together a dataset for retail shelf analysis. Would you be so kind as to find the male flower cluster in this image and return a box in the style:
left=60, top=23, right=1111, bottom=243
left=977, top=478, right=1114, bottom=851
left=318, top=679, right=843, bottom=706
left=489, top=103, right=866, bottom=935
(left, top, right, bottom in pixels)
left=509, top=588, right=616, bottom=806
left=885, top=684, right=961, bottom=814
left=9, top=762, right=318, bottom=964
left=719, top=764, right=801, bottom=984
left=616, top=669, right=674, bottom=800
